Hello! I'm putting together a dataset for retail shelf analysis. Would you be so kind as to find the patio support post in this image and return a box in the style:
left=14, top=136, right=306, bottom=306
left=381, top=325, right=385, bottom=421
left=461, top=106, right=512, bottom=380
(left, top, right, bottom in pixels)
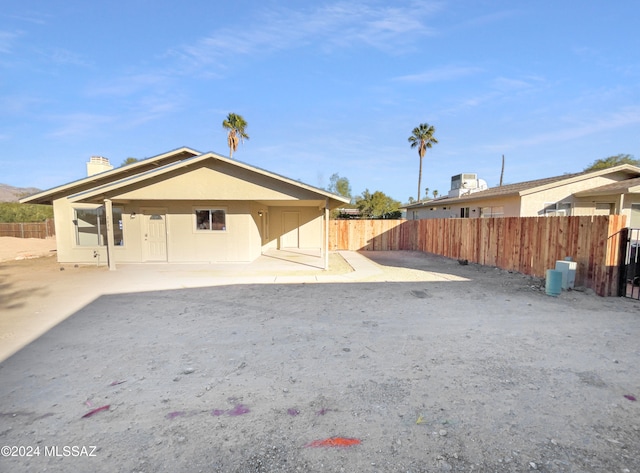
left=104, top=198, right=116, bottom=271
left=618, top=193, right=625, bottom=215
left=324, top=200, right=329, bottom=270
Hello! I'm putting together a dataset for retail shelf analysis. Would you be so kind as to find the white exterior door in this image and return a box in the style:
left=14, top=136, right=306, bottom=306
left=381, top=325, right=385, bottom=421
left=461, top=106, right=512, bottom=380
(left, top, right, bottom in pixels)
left=281, top=212, right=299, bottom=248
left=143, top=210, right=167, bottom=261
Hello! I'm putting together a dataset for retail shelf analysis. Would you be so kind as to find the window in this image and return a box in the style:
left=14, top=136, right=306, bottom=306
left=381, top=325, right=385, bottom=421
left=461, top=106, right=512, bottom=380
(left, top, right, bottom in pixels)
left=480, top=206, right=504, bottom=218
left=195, top=209, right=226, bottom=231
left=544, top=202, right=572, bottom=216
left=74, top=206, right=124, bottom=246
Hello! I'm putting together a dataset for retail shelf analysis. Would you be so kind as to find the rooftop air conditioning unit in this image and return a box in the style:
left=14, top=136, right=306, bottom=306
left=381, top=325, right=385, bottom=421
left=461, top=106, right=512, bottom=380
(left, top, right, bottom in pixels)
left=450, top=173, right=478, bottom=190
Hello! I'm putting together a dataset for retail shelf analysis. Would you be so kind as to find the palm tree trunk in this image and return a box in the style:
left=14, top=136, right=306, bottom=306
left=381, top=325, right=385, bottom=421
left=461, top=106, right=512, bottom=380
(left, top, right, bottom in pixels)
left=417, top=155, right=423, bottom=202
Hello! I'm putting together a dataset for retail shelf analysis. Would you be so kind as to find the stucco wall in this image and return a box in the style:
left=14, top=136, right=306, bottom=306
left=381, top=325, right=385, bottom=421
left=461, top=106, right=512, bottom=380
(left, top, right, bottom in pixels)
left=52, top=198, right=324, bottom=265
left=52, top=198, right=106, bottom=264
left=411, top=195, right=521, bottom=219
left=520, top=173, right=629, bottom=216
left=410, top=172, right=640, bottom=220
left=47, top=156, right=340, bottom=265
left=263, top=206, right=323, bottom=250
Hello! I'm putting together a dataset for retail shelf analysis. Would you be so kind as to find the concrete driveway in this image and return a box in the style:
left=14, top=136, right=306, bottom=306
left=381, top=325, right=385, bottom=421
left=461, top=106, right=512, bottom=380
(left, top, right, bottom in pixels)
left=0, top=249, right=360, bottom=361
left=0, top=249, right=468, bottom=362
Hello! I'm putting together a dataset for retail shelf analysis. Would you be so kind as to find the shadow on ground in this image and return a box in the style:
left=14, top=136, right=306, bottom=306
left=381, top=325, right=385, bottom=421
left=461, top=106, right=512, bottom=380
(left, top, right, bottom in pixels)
left=1, top=276, right=639, bottom=472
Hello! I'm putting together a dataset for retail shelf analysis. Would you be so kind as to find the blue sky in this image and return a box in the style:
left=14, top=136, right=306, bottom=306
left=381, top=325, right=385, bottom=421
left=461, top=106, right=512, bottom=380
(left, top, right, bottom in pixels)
left=2, top=1, right=639, bottom=203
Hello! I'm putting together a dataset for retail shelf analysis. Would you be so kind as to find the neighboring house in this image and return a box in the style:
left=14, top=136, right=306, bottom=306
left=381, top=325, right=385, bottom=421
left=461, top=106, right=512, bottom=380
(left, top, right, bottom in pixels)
left=20, top=147, right=350, bottom=269
left=404, top=165, right=640, bottom=226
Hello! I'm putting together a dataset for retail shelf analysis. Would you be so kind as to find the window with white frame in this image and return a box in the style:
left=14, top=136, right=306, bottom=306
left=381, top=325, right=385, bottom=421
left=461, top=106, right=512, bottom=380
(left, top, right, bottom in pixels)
left=195, top=209, right=226, bottom=231
left=480, top=206, right=504, bottom=218
left=543, top=202, right=572, bottom=216
left=74, top=206, right=124, bottom=246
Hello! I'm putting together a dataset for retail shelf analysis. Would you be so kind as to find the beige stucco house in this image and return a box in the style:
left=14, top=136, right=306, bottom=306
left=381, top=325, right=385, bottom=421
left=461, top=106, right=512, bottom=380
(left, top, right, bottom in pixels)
left=404, top=165, right=640, bottom=226
left=20, top=147, right=350, bottom=269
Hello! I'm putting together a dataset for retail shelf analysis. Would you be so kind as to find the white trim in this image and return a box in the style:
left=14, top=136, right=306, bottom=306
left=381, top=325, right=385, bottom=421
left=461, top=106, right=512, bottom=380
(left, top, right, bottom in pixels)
left=193, top=206, right=228, bottom=232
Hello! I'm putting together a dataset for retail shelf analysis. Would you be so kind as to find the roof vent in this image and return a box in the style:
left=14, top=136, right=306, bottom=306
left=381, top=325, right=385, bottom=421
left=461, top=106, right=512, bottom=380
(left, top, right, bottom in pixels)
left=86, top=156, right=113, bottom=176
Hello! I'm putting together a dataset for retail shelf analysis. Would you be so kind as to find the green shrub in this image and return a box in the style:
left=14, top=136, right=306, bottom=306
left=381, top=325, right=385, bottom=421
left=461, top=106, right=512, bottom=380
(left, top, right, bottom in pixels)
left=0, top=203, right=54, bottom=223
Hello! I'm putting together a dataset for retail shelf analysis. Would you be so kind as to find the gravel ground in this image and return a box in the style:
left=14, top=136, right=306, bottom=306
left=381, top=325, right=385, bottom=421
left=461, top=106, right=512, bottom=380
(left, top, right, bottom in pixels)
left=0, top=250, right=639, bottom=472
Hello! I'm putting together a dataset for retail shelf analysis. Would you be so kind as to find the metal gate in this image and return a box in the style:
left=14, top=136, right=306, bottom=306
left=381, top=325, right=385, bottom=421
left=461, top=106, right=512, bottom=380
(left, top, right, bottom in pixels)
left=620, top=228, right=640, bottom=299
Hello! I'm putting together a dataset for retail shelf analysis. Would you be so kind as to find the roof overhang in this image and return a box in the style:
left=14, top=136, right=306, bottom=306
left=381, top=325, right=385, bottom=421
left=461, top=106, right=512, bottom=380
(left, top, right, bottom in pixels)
left=63, top=152, right=349, bottom=208
left=404, top=164, right=640, bottom=209
left=574, top=183, right=640, bottom=197
left=19, top=147, right=201, bottom=205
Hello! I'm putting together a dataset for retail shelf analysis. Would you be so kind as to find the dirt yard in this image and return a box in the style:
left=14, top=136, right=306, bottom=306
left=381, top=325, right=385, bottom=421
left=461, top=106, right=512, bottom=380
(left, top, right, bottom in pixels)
left=0, top=236, right=57, bottom=263
left=0, top=239, right=639, bottom=472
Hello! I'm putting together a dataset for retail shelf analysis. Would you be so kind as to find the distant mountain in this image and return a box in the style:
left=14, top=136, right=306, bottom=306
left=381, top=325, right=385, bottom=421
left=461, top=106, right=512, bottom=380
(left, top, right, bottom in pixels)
left=0, top=184, right=41, bottom=202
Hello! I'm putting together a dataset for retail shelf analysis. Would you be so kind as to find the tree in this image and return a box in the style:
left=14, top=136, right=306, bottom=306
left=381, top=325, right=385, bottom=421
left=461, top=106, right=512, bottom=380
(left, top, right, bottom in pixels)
left=222, top=113, right=249, bottom=159
left=584, top=154, right=639, bottom=171
left=355, top=189, right=401, bottom=219
left=120, top=157, right=139, bottom=166
left=408, top=123, right=438, bottom=202
left=327, top=173, right=352, bottom=200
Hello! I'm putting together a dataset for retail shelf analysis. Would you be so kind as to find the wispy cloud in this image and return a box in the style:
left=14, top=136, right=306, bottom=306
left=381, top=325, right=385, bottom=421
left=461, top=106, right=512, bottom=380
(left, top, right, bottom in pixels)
left=171, top=1, right=441, bottom=70
left=4, top=12, right=49, bottom=25
left=47, top=113, right=115, bottom=139
left=124, top=96, right=183, bottom=127
left=484, top=107, right=640, bottom=152
left=47, top=95, right=184, bottom=138
left=86, top=73, right=171, bottom=97
left=0, top=30, right=21, bottom=54
left=458, top=10, right=520, bottom=28
left=0, top=94, right=46, bottom=114
left=82, top=73, right=183, bottom=127
left=35, top=46, right=90, bottom=67
left=437, top=74, right=546, bottom=115
left=393, top=65, right=483, bottom=83
left=491, top=76, right=542, bottom=91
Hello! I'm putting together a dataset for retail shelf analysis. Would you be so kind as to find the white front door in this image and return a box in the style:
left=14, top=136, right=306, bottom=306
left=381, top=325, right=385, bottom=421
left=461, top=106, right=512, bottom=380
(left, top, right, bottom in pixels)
left=281, top=212, right=299, bottom=248
left=143, top=210, right=167, bottom=261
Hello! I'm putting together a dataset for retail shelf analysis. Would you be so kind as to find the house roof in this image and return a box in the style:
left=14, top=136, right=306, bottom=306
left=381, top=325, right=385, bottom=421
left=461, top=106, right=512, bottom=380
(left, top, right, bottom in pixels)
left=20, top=146, right=201, bottom=205
left=573, top=176, right=640, bottom=196
left=404, top=164, right=640, bottom=209
left=21, top=148, right=350, bottom=206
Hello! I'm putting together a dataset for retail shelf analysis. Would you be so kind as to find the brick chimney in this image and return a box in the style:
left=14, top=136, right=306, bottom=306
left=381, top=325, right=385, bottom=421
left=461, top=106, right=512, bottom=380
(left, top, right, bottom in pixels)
left=86, top=156, right=113, bottom=176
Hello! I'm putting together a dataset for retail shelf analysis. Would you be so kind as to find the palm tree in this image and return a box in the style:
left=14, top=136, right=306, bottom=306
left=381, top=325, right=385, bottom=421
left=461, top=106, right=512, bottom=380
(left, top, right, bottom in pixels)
left=408, top=123, right=438, bottom=202
left=222, top=113, right=249, bottom=159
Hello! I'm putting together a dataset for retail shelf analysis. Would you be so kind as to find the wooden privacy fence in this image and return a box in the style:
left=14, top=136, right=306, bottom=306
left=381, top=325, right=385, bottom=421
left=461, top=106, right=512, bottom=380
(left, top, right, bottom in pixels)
left=0, top=219, right=55, bottom=239
left=329, top=216, right=627, bottom=297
